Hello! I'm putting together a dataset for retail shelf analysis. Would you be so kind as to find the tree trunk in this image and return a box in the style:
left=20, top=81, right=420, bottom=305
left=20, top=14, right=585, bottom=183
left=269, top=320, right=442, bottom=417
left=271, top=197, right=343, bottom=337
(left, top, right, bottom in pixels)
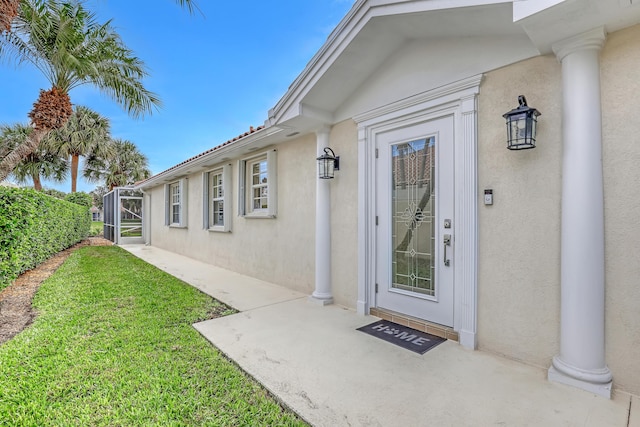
left=32, top=173, right=42, bottom=191
left=71, top=154, right=79, bottom=192
left=0, top=129, right=47, bottom=182
left=0, top=143, right=12, bottom=160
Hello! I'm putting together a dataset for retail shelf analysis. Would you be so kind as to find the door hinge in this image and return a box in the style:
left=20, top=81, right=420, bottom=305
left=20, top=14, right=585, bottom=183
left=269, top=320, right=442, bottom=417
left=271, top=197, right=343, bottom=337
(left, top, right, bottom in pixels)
left=375, top=283, right=379, bottom=293
left=375, top=148, right=379, bottom=158
left=375, top=216, right=378, bottom=226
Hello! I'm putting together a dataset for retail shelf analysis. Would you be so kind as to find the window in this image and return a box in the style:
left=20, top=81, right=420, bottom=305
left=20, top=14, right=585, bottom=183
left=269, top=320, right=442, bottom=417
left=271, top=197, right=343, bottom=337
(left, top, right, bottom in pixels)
left=250, top=158, right=268, bottom=211
left=164, top=179, right=188, bottom=227
left=239, top=150, right=277, bottom=217
left=203, top=165, right=231, bottom=232
left=211, top=171, right=224, bottom=225
left=171, top=182, right=180, bottom=223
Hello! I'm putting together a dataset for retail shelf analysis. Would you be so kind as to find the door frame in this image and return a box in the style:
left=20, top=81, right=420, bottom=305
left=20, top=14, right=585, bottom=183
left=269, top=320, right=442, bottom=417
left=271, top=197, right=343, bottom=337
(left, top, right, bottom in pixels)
left=354, top=75, right=481, bottom=349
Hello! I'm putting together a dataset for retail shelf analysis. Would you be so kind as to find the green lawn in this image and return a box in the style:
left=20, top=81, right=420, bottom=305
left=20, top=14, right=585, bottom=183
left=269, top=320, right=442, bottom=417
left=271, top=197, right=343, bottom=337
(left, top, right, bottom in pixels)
left=0, top=246, right=306, bottom=426
left=90, top=220, right=104, bottom=236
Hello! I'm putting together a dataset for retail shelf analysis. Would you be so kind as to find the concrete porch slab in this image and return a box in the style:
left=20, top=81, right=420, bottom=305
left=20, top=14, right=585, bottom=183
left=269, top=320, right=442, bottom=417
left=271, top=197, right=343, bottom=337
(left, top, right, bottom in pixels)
left=122, top=244, right=634, bottom=426
left=194, top=299, right=630, bottom=427
left=631, top=395, right=640, bottom=427
left=120, top=245, right=305, bottom=311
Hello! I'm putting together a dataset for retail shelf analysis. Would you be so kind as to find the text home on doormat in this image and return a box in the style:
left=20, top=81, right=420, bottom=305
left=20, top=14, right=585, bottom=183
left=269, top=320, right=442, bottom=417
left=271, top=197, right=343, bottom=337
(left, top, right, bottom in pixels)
left=357, top=320, right=446, bottom=354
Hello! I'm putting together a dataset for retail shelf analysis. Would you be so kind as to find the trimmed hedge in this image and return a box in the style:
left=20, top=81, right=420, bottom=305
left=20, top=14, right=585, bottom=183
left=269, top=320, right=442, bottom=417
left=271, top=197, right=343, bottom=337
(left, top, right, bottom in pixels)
left=0, top=187, right=91, bottom=290
left=64, top=191, right=93, bottom=208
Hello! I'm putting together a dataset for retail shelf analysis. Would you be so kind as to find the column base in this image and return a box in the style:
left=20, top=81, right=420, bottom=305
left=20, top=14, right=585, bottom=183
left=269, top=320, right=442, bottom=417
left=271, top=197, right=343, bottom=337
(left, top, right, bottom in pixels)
left=548, top=360, right=612, bottom=399
left=308, top=295, right=334, bottom=306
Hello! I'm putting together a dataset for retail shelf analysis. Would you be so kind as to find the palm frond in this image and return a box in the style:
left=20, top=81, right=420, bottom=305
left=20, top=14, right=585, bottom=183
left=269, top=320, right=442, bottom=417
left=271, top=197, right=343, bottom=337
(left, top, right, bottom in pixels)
left=83, top=137, right=150, bottom=188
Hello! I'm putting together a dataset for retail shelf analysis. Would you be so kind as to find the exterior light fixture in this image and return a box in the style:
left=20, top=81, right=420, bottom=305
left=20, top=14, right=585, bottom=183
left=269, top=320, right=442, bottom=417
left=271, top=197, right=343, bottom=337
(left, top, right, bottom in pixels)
left=316, top=147, right=340, bottom=179
left=503, top=95, right=541, bottom=150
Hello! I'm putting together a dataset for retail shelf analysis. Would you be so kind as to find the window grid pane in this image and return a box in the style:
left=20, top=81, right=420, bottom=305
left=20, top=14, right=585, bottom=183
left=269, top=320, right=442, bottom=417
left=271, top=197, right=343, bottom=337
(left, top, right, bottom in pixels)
left=209, top=171, right=224, bottom=226
left=250, top=159, right=268, bottom=211
left=170, top=183, right=180, bottom=224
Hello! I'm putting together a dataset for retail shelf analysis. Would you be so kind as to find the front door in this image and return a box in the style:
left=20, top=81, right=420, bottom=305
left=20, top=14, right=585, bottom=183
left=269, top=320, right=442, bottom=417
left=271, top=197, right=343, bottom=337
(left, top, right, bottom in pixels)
left=375, top=116, right=454, bottom=327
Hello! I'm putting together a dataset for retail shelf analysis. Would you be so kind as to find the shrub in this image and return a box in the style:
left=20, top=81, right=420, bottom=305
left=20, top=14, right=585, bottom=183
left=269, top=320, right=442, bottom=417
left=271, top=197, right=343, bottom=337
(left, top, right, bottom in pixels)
left=64, top=191, right=93, bottom=208
left=42, top=188, right=66, bottom=200
left=0, top=187, right=90, bottom=290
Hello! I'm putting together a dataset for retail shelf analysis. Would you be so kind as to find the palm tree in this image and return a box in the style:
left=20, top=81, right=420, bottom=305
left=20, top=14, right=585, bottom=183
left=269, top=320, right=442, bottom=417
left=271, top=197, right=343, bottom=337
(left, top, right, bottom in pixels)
left=0, top=123, right=68, bottom=190
left=84, top=138, right=150, bottom=191
left=0, top=0, right=20, bottom=33
left=43, top=105, right=111, bottom=192
left=89, top=184, right=108, bottom=209
left=0, top=0, right=161, bottom=182
left=1, top=0, right=197, bottom=33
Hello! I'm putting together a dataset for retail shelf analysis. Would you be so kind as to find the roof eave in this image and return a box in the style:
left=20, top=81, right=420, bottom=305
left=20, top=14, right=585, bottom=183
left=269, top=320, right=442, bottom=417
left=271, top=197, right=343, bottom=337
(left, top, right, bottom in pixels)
left=136, top=126, right=285, bottom=190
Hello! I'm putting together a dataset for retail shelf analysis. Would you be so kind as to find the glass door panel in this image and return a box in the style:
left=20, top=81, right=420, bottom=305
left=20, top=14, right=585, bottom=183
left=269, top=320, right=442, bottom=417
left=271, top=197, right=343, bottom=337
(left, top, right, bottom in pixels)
left=391, top=138, right=436, bottom=296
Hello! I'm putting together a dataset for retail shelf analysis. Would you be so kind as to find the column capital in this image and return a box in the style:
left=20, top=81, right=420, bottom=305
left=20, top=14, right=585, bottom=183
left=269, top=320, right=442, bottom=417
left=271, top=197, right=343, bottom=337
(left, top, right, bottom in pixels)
left=552, top=27, right=606, bottom=62
left=315, top=125, right=332, bottom=137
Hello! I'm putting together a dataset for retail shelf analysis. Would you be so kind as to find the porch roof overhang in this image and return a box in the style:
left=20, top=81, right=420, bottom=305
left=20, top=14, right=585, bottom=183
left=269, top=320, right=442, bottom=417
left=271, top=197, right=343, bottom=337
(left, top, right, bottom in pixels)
left=515, top=0, right=640, bottom=54
left=268, top=0, right=528, bottom=132
left=270, top=0, right=640, bottom=134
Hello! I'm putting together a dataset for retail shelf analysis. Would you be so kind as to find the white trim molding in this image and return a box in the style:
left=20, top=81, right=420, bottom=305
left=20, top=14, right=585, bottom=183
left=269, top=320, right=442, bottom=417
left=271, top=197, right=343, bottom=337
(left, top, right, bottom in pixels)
left=354, top=75, right=481, bottom=350
left=164, top=178, right=188, bottom=228
left=238, top=150, right=278, bottom=219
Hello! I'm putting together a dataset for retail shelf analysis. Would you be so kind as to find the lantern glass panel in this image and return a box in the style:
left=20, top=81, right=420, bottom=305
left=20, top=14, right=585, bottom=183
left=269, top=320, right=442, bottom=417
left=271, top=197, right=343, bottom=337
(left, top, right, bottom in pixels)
left=530, top=115, right=538, bottom=142
left=507, top=113, right=536, bottom=149
left=318, top=157, right=335, bottom=179
left=325, top=158, right=335, bottom=177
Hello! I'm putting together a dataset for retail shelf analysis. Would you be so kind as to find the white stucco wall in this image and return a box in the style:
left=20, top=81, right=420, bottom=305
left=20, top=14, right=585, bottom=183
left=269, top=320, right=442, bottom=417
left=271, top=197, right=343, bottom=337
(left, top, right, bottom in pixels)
left=477, top=54, right=563, bottom=368
left=146, top=122, right=360, bottom=309
left=329, top=120, right=359, bottom=308
left=600, top=24, right=640, bottom=396
left=477, top=25, right=640, bottom=395
left=148, top=134, right=318, bottom=297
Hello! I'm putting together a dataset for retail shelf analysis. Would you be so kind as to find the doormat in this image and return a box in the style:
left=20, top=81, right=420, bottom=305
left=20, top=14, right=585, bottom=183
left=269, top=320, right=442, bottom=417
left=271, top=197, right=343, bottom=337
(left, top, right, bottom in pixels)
left=357, top=320, right=446, bottom=354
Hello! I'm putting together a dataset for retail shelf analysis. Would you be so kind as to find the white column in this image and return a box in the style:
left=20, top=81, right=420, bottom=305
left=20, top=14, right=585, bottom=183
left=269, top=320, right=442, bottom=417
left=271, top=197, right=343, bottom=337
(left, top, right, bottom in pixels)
left=310, top=126, right=334, bottom=305
left=549, top=28, right=612, bottom=398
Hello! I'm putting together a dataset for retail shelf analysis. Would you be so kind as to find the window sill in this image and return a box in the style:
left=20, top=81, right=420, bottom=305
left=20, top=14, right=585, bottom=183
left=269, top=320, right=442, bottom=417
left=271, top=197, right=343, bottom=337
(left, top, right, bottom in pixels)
left=169, top=224, right=187, bottom=229
left=243, top=212, right=276, bottom=219
left=208, top=226, right=230, bottom=233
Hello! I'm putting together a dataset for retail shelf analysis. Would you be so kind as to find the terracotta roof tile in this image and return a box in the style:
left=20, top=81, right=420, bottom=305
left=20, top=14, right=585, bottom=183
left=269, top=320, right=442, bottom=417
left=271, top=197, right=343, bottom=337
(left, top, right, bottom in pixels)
left=138, top=125, right=265, bottom=185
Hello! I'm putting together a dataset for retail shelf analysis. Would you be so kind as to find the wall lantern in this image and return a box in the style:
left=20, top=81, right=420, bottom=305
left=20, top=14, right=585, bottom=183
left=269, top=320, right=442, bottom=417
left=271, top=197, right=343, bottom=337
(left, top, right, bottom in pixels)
left=503, top=95, right=541, bottom=150
left=317, top=147, right=340, bottom=179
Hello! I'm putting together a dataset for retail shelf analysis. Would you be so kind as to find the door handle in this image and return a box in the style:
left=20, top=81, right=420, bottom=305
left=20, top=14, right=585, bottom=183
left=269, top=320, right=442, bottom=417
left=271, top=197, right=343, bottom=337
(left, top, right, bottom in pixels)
left=443, top=234, right=451, bottom=266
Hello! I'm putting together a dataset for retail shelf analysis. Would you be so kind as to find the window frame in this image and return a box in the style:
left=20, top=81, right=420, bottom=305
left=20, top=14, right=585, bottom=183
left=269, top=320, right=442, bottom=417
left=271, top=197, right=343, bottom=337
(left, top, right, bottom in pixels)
left=164, top=178, right=188, bottom=228
left=239, top=150, right=277, bottom=218
left=202, top=164, right=232, bottom=232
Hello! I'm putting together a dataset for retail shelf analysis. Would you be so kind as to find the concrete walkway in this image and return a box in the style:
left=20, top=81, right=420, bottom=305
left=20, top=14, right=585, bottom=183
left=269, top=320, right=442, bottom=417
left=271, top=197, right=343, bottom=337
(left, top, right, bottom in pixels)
left=122, top=244, right=638, bottom=427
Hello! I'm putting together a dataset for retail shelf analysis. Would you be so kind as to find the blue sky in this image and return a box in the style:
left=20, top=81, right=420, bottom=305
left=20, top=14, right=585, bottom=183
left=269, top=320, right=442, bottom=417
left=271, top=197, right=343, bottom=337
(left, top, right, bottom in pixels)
left=0, top=0, right=354, bottom=193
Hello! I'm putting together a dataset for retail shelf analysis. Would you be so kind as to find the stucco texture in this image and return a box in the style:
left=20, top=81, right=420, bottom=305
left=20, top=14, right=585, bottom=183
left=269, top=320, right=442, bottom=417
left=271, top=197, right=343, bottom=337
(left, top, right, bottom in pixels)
left=477, top=55, right=563, bottom=368
left=600, top=24, right=640, bottom=396
left=148, top=134, right=318, bottom=298
left=328, top=120, right=359, bottom=308
left=478, top=25, right=640, bottom=396
left=146, top=120, right=360, bottom=310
